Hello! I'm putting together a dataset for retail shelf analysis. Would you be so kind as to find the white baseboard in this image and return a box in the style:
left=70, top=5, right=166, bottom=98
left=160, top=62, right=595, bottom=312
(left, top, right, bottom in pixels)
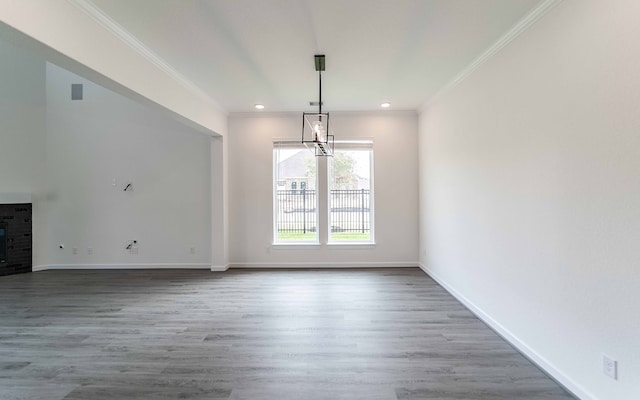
left=418, top=263, right=595, bottom=400
left=32, top=263, right=212, bottom=271
left=229, top=261, right=418, bottom=269
left=32, top=262, right=417, bottom=272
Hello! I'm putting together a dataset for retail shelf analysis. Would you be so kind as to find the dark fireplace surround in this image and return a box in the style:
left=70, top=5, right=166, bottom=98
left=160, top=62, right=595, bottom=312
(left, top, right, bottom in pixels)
left=0, top=204, right=32, bottom=276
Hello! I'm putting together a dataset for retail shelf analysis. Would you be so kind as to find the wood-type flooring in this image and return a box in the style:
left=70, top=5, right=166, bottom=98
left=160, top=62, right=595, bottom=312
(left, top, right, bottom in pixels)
left=0, top=268, right=575, bottom=399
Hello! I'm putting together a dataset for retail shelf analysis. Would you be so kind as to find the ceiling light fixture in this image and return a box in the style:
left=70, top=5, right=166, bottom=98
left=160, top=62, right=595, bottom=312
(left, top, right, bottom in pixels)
left=254, top=104, right=265, bottom=110
left=302, top=54, right=334, bottom=157
left=381, top=102, right=391, bottom=108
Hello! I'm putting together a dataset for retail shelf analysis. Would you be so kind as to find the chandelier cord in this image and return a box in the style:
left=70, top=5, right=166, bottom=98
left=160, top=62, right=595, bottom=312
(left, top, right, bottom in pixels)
left=318, top=69, right=322, bottom=117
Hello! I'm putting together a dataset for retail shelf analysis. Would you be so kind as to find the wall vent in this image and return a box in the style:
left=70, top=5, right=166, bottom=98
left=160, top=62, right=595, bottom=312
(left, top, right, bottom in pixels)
left=71, top=83, right=83, bottom=100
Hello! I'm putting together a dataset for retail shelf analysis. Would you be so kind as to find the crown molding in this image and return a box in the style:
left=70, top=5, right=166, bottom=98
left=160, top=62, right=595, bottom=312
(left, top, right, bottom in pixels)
left=67, top=0, right=225, bottom=113
left=67, top=0, right=563, bottom=117
left=419, top=0, right=564, bottom=113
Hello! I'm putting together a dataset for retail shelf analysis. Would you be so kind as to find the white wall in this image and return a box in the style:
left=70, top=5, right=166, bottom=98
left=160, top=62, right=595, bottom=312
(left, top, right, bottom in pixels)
left=211, top=135, right=229, bottom=269
left=229, top=112, right=418, bottom=267
left=0, top=1, right=226, bottom=137
left=419, top=1, right=640, bottom=399
left=0, top=38, right=45, bottom=191
left=0, top=37, right=47, bottom=266
left=44, top=63, right=213, bottom=268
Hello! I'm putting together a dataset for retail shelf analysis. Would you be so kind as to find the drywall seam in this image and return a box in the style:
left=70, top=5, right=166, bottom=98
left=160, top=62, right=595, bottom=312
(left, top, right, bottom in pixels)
left=418, top=263, right=596, bottom=400
left=420, top=0, right=563, bottom=111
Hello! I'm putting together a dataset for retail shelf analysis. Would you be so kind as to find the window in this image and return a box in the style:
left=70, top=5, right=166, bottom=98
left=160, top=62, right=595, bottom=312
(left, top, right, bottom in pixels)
left=328, top=144, right=374, bottom=243
left=273, top=143, right=318, bottom=243
left=273, top=140, right=373, bottom=245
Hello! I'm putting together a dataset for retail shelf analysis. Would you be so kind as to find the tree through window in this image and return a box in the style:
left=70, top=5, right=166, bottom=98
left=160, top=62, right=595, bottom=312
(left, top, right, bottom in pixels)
left=328, top=145, right=373, bottom=243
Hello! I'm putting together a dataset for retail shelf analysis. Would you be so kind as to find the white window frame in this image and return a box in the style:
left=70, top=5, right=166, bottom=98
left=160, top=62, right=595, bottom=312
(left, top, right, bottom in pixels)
left=327, top=141, right=375, bottom=245
left=272, top=142, right=319, bottom=245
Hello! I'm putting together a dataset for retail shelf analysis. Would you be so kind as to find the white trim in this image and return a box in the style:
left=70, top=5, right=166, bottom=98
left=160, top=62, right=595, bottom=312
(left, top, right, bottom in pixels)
left=272, top=139, right=309, bottom=148
left=333, top=139, right=374, bottom=149
left=418, top=263, right=595, bottom=400
left=326, top=242, right=376, bottom=248
left=230, top=261, right=418, bottom=269
left=33, top=263, right=212, bottom=271
left=369, top=147, right=375, bottom=243
left=420, top=0, right=564, bottom=111
left=210, top=264, right=230, bottom=272
left=271, top=243, right=321, bottom=248
left=0, top=193, right=32, bottom=204
left=67, top=0, right=224, bottom=112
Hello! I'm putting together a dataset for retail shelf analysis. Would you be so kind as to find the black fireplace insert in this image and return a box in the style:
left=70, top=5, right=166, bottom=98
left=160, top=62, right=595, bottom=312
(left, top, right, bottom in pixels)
left=0, top=222, right=6, bottom=263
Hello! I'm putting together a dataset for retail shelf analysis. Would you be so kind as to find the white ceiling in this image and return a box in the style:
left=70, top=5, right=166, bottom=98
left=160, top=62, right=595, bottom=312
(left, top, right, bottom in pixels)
left=88, top=0, right=541, bottom=113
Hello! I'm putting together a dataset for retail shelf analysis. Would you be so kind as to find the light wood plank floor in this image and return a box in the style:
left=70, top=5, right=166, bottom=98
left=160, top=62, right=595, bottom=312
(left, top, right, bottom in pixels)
left=0, top=268, right=575, bottom=400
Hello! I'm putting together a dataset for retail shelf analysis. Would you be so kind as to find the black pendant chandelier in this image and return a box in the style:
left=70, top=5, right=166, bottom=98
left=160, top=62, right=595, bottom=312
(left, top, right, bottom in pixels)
left=302, top=54, right=334, bottom=157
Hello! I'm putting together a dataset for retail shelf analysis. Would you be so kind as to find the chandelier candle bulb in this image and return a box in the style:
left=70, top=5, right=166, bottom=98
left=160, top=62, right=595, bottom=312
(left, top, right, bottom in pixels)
left=312, top=120, right=326, bottom=142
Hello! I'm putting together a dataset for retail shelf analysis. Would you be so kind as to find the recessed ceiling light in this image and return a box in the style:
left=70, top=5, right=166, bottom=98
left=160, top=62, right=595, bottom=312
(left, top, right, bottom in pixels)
left=381, top=102, right=391, bottom=108
left=254, top=104, right=265, bottom=110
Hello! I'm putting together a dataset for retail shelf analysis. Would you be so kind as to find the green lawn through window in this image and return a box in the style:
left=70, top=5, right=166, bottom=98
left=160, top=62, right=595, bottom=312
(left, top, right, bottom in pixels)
left=276, top=232, right=370, bottom=242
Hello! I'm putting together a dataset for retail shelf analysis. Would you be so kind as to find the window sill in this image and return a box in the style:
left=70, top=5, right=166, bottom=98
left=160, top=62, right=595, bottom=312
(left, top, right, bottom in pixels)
left=327, top=242, right=376, bottom=248
left=271, top=242, right=321, bottom=249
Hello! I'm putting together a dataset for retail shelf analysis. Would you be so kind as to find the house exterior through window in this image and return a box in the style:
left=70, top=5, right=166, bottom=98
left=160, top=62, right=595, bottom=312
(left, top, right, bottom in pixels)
left=273, top=143, right=318, bottom=243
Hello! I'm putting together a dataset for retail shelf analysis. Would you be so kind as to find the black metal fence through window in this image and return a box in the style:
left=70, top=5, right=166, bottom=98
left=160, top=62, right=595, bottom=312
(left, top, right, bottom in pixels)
left=276, top=189, right=371, bottom=234
left=330, top=189, right=371, bottom=233
left=276, top=189, right=317, bottom=234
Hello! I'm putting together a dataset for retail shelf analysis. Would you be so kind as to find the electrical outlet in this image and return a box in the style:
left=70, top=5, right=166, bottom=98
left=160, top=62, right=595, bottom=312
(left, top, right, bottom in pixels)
left=87, top=247, right=93, bottom=255
left=190, top=247, right=196, bottom=255
left=72, top=247, right=78, bottom=255
left=602, top=354, right=617, bottom=380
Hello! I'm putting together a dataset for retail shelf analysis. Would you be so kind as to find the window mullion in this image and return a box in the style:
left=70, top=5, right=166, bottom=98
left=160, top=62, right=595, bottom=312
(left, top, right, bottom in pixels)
left=317, top=156, right=329, bottom=245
